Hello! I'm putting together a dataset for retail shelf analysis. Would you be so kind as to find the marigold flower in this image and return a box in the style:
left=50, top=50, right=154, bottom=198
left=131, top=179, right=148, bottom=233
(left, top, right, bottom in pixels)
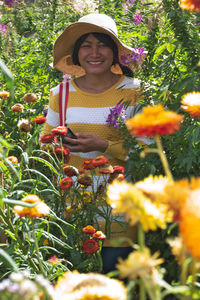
left=23, top=92, right=37, bottom=103
left=54, top=146, right=70, bottom=162
left=82, top=225, right=96, bottom=234
left=93, top=155, right=108, bottom=167
left=51, top=126, right=68, bottom=136
left=116, top=247, right=163, bottom=280
left=126, top=104, right=183, bottom=137
left=59, top=177, right=73, bottom=191
left=63, top=164, right=77, bottom=177
left=179, top=0, right=200, bottom=12
left=82, top=158, right=95, bottom=170
left=40, top=133, right=55, bottom=144
left=78, top=173, right=92, bottom=187
left=48, top=255, right=61, bottom=265
left=107, top=180, right=172, bottom=231
left=0, top=91, right=10, bottom=99
left=11, top=103, right=24, bottom=113
left=181, top=92, right=200, bottom=118
left=92, top=230, right=106, bottom=240
left=18, top=119, right=31, bottom=132
left=53, top=270, right=127, bottom=300
left=83, top=239, right=99, bottom=254
left=33, top=116, right=46, bottom=124
left=13, top=194, right=49, bottom=218
left=7, top=156, right=18, bottom=164
left=180, top=188, right=200, bottom=259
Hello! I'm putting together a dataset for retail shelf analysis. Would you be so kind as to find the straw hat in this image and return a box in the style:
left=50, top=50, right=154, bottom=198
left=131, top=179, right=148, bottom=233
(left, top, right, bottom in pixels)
left=53, top=13, right=145, bottom=76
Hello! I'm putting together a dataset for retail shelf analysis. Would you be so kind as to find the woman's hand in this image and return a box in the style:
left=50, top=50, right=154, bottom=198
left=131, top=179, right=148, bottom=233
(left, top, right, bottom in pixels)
left=62, top=133, right=108, bottom=153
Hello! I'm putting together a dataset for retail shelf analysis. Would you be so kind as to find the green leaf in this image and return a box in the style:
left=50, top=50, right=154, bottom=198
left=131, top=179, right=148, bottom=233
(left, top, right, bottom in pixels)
left=0, top=248, right=18, bottom=272
left=29, top=156, right=59, bottom=175
left=2, top=198, right=36, bottom=207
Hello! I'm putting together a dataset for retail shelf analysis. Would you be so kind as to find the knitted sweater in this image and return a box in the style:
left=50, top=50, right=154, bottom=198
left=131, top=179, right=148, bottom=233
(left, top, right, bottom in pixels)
left=43, top=75, right=142, bottom=246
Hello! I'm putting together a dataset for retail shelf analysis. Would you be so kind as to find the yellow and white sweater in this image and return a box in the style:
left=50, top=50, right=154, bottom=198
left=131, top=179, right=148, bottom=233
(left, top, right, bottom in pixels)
left=43, top=75, right=142, bottom=246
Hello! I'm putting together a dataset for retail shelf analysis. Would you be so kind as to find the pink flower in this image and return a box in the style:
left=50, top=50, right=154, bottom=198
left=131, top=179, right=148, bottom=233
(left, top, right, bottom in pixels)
left=0, top=24, right=6, bottom=34
left=134, top=13, right=143, bottom=25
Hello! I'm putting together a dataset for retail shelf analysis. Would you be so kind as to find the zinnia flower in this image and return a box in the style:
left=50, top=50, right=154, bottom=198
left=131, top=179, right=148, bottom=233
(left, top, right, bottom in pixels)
left=180, top=187, right=200, bottom=259
left=40, top=134, right=55, bottom=144
left=0, top=91, right=10, bottom=99
left=23, top=93, right=37, bottom=103
left=93, top=155, right=108, bottom=167
left=53, top=271, right=127, bottom=300
left=116, top=247, right=163, bottom=280
left=78, top=173, right=92, bottom=187
left=181, top=92, right=200, bottom=118
left=82, top=225, right=96, bottom=234
left=7, top=156, right=18, bottom=164
left=82, top=158, right=95, bottom=170
left=112, top=165, right=125, bottom=174
left=54, top=146, right=70, bottom=162
left=63, top=164, right=77, bottom=177
left=126, top=104, right=183, bottom=137
left=11, top=103, right=24, bottom=113
left=13, top=194, right=50, bottom=218
left=33, top=116, right=46, bottom=124
left=18, top=119, right=31, bottom=133
left=179, top=0, right=200, bottom=12
left=59, top=177, right=73, bottom=191
left=83, top=239, right=99, bottom=254
left=92, top=231, right=106, bottom=240
left=52, top=126, right=68, bottom=136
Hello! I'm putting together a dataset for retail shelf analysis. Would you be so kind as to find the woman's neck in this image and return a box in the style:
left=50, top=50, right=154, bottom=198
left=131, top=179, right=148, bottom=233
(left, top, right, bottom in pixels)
left=75, top=73, right=122, bottom=94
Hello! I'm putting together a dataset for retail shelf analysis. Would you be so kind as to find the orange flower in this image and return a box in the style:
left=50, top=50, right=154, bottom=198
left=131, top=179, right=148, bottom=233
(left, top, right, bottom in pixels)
left=63, top=164, right=77, bottom=177
left=59, top=177, right=73, bottom=191
left=93, top=155, right=108, bottom=167
left=126, top=104, right=183, bottom=137
left=179, top=0, right=200, bottom=12
left=23, top=93, right=37, bottom=103
left=13, top=194, right=49, bottom=218
left=82, top=158, right=95, bottom=170
left=83, top=239, right=99, bottom=254
left=51, top=126, right=68, bottom=136
left=0, top=91, right=10, bottom=99
left=7, top=156, right=18, bottom=164
left=180, top=188, right=200, bottom=259
left=48, top=255, right=61, bottom=265
left=82, top=225, right=96, bottom=234
left=93, top=230, right=106, bottom=240
left=33, top=116, right=46, bottom=124
left=181, top=92, right=200, bottom=118
left=40, top=133, right=55, bottom=144
left=11, top=103, right=24, bottom=113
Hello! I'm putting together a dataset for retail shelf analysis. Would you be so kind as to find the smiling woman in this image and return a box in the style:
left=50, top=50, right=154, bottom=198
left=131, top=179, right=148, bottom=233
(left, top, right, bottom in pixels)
left=42, top=13, right=146, bottom=273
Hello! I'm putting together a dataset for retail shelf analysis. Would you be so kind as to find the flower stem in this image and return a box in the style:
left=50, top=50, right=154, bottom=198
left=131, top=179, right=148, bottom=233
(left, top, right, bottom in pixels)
left=155, top=135, right=173, bottom=181
left=190, top=257, right=197, bottom=299
left=138, top=223, right=146, bottom=300
left=32, top=222, right=46, bottom=277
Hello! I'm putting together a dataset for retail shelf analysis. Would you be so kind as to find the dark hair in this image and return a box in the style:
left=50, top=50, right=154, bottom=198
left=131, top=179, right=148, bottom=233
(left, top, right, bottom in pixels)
left=72, top=32, right=133, bottom=77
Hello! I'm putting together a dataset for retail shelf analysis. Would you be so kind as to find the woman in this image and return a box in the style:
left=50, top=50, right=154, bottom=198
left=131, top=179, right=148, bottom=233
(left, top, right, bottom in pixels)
left=43, top=13, right=146, bottom=273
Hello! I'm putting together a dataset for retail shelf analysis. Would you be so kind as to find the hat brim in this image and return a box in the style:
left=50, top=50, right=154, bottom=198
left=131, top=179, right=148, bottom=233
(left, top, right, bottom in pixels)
left=53, top=22, right=146, bottom=76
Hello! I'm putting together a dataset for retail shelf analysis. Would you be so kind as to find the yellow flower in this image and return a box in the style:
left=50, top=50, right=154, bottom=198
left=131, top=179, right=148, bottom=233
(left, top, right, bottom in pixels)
left=179, top=0, right=200, bottom=12
left=7, top=156, right=18, bottom=164
left=13, top=194, right=49, bottom=218
left=181, top=92, right=200, bottom=118
left=116, top=247, right=163, bottom=280
left=107, top=180, right=172, bottom=232
left=0, top=91, right=10, bottom=99
left=126, top=104, right=183, bottom=137
left=53, top=270, right=127, bottom=300
left=180, top=187, right=200, bottom=259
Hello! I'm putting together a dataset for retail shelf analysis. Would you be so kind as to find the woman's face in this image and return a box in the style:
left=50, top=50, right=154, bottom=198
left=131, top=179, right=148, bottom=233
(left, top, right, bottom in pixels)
left=78, top=34, right=114, bottom=76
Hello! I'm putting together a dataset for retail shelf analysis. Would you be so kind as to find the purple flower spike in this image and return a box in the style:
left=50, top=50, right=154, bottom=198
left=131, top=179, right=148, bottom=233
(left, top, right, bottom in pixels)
left=106, top=104, right=127, bottom=128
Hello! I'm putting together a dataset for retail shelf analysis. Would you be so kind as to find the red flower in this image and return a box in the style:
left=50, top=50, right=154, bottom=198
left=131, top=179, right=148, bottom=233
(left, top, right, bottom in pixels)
left=82, top=158, right=95, bottom=170
left=33, top=116, right=46, bottom=124
left=93, top=155, right=108, bottom=167
left=54, top=146, right=70, bottom=162
left=82, top=225, right=96, bottom=235
left=63, top=164, right=77, bottom=177
left=92, top=231, right=106, bottom=240
left=59, top=177, right=73, bottom=191
left=179, top=0, right=200, bottom=12
left=83, top=239, right=99, bottom=254
left=51, top=126, right=68, bottom=136
left=112, top=165, right=125, bottom=174
left=40, top=134, right=55, bottom=144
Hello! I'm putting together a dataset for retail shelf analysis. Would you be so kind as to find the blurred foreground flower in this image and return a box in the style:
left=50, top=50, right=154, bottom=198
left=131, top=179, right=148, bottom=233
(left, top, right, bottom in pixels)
left=11, top=103, right=24, bottom=112
left=53, top=270, right=127, bottom=300
left=107, top=180, right=172, bottom=231
left=13, top=194, right=50, bottom=218
left=181, top=91, right=200, bottom=118
left=117, top=247, right=163, bottom=280
left=179, top=0, right=200, bottom=12
left=126, top=104, right=183, bottom=136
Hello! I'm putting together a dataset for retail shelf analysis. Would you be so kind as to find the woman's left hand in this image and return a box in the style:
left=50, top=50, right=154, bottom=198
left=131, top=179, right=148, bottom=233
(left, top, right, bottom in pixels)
left=62, top=133, right=108, bottom=153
